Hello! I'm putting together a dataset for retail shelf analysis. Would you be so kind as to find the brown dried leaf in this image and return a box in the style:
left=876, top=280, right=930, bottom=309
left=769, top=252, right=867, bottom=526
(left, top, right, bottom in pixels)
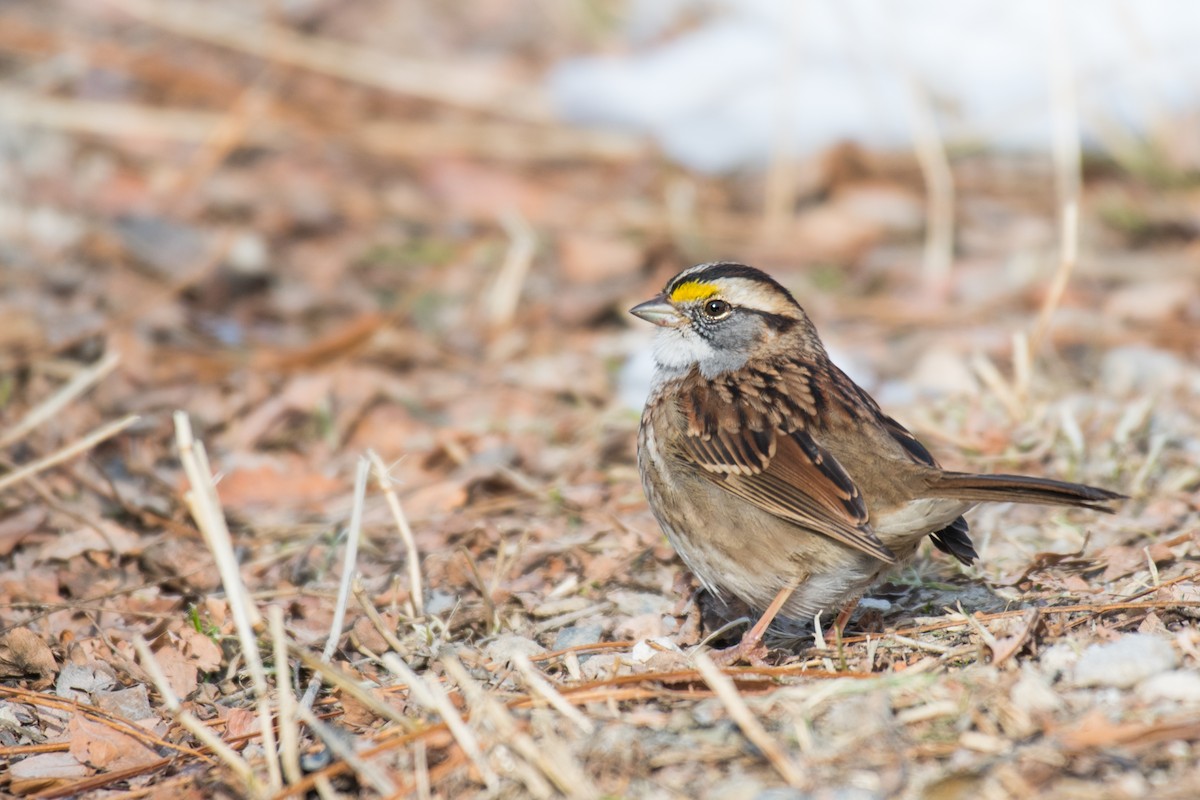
left=68, top=714, right=159, bottom=770
left=217, top=455, right=343, bottom=514
left=152, top=644, right=199, bottom=699
left=0, top=507, right=45, bottom=557
left=8, top=751, right=89, bottom=792
left=179, top=627, right=223, bottom=673
left=0, top=627, right=58, bottom=685
left=222, top=706, right=258, bottom=742
left=37, top=521, right=141, bottom=561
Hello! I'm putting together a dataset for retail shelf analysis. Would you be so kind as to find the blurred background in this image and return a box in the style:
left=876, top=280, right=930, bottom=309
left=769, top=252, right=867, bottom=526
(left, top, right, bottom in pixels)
left=2, top=1, right=1200, bottom=796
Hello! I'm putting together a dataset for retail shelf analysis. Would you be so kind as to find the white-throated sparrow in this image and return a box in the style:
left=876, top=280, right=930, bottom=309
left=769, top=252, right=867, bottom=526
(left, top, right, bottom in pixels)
left=632, top=262, right=1124, bottom=662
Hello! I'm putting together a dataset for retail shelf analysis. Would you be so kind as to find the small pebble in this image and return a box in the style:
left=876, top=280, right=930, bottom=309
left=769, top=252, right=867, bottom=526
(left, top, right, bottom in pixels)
left=484, top=634, right=546, bottom=666
left=1137, top=670, right=1200, bottom=704
left=1073, top=634, right=1179, bottom=688
left=554, top=623, right=605, bottom=652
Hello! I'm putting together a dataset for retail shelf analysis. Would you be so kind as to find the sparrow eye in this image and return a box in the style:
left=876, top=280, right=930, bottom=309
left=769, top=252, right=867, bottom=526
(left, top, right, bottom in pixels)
left=703, top=298, right=732, bottom=319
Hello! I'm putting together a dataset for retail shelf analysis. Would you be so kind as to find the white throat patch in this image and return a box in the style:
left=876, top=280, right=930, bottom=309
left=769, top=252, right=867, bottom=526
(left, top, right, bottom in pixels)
left=652, top=326, right=713, bottom=373
left=652, top=325, right=749, bottom=379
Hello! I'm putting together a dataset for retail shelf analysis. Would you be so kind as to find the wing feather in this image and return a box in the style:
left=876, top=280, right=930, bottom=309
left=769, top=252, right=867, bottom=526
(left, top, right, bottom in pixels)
left=682, top=421, right=895, bottom=563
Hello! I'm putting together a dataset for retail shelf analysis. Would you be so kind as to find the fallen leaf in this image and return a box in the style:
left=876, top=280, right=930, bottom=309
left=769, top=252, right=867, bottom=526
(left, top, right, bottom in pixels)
left=69, top=714, right=159, bottom=770
left=179, top=628, right=223, bottom=673
left=216, top=455, right=344, bottom=514
left=152, top=644, right=199, bottom=699
left=0, top=627, right=58, bottom=685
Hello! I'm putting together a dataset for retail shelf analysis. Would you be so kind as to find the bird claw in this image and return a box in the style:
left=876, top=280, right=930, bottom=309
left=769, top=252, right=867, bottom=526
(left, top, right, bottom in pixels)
left=707, top=634, right=773, bottom=667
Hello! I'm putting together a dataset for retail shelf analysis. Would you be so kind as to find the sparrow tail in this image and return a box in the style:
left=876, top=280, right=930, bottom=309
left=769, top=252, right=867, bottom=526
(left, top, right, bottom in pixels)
left=926, top=472, right=1125, bottom=512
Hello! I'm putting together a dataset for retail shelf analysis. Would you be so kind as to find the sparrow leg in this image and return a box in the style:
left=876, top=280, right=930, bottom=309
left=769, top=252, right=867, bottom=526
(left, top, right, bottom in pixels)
left=710, top=580, right=798, bottom=666
left=832, top=598, right=860, bottom=639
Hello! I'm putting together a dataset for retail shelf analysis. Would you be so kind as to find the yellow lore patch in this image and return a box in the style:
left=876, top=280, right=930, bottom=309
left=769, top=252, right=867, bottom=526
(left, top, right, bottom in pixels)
left=669, top=281, right=719, bottom=303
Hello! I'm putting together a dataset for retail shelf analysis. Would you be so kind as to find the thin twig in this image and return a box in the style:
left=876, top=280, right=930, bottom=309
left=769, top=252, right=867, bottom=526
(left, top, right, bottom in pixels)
left=296, top=705, right=397, bottom=796
left=0, top=351, right=120, bottom=448
left=487, top=210, right=536, bottom=329
left=511, top=652, right=595, bottom=735
left=174, top=413, right=281, bottom=791
left=288, top=645, right=415, bottom=732
left=442, top=656, right=600, bottom=800
left=302, top=457, right=368, bottom=710
left=268, top=606, right=303, bottom=787
left=352, top=578, right=408, bottom=654
left=132, top=636, right=260, bottom=797
left=381, top=653, right=499, bottom=791
left=368, top=451, right=424, bottom=616
left=0, top=414, right=140, bottom=494
left=692, top=652, right=808, bottom=789
left=109, top=0, right=549, bottom=121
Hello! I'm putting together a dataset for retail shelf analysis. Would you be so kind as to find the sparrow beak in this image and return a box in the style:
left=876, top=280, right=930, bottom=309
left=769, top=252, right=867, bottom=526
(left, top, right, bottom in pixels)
left=630, top=294, right=684, bottom=327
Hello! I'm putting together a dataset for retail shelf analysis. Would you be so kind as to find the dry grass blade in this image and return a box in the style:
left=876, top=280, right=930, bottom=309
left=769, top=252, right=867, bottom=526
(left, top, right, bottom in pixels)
left=288, top=646, right=414, bottom=732
left=0, top=90, right=274, bottom=144
left=0, top=351, right=120, bottom=448
left=0, top=686, right=207, bottom=759
left=295, top=705, right=397, bottom=796
left=302, top=458, right=368, bottom=710
left=903, top=76, right=955, bottom=294
left=442, top=656, right=600, bottom=800
left=1032, top=1, right=1083, bottom=355
left=693, top=652, right=808, bottom=789
left=381, top=653, right=499, bottom=791
left=352, top=579, right=408, bottom=654
left=358, top=120, right=647, bottom=163
left=269, top=606, right=303, bottom=787
left=487, top=210, right=536, bottom=329
left=368, top=450, right=424, bottom=617
left=0, top=413, right=139, bottom=493
left=173, top=412, right=281, bottom=790
left=1031, top=201, right=1079, bottom=355
left=511, top=652, right=595, bottom=734
left=131, top=635, right=261, bottom=797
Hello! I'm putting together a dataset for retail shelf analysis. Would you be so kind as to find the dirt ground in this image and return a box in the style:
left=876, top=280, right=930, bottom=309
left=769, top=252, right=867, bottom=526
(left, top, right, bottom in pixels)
left=1, top=2, right=1199, bottom=798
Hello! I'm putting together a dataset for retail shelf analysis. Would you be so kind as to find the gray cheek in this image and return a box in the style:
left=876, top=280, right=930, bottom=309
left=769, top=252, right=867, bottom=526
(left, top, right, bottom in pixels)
left=698, top=347, right=750, bottom=378
left=697, top=317, right=758, bottom=378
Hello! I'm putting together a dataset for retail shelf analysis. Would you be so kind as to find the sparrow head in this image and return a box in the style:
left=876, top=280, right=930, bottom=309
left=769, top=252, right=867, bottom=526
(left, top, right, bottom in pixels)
left=630, top=262, right=823, bottom=378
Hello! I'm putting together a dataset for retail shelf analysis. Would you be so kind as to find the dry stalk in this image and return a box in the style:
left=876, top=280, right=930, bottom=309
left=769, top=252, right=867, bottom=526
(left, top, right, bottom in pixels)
left=173, top=412, right=282, bottom=790
left=693, top=652, right=808, bottom=789
left=441, top=655, right=600, bottom=800
left=970, top=352, right=1025, bottom=421
left=0, top=351, right=120, bottom=448
left=296, top=705, right=397, bottom=796
left=760, top=2, right=803, bottom=242
left=511, top=652, right=595, bottom=735
left=0, top=414, right=140, bottom=493
left=131, top=635, right=261, bottom=797
left=0, top=90, right=271, bottom=144
left=381, top=653, right=499, bottom=791
left=487, top=210, right=536, bottom=329
left=269, top=606, right=303, bottom=787
left=302, top=457, right=368, bottom=710
left=904, top=76, right=955, bottom=294
left=368, top=450, right=424, bottom=616
left=1032, top=1, right=1083, bottom=355
left=412, top=739, right=431, bottom=800
left=288, top=645, right=414, bottom=731
left=352, top=579, right=408, bottom=654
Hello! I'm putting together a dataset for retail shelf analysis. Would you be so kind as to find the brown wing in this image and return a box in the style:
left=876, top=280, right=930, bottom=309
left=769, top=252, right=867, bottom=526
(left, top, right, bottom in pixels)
left=682, top=413, right=896, bottom=563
